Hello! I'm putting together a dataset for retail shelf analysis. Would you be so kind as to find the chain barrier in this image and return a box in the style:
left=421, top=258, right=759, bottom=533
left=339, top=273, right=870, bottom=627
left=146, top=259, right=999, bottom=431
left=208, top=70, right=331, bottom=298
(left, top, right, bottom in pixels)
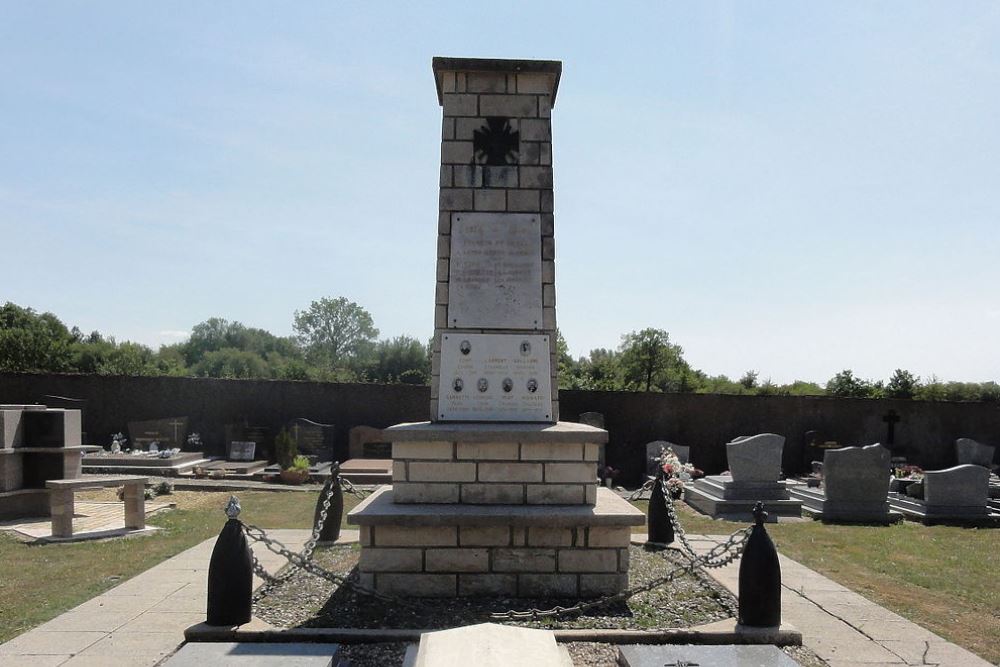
left=625, top=477, right=655, bottom=501
left=338, top=476, right=371, bottom=500
left=243, top=475, right=750, bottom=620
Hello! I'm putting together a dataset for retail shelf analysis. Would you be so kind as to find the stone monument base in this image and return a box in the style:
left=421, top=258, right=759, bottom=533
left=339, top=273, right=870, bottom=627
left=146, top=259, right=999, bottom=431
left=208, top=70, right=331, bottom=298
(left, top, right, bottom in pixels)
left=684, top=475, right=802, bottom=521
left=790, top=486, right=901, bottom=524
left=347, top=486, right=644, bottom=597
left=887, top=492, right=1000, bottom=525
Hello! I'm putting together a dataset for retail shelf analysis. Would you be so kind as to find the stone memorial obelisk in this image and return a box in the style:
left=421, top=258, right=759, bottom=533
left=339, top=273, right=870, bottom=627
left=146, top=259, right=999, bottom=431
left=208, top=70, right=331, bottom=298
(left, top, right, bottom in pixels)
left=348, top=57, right=643, bottom=598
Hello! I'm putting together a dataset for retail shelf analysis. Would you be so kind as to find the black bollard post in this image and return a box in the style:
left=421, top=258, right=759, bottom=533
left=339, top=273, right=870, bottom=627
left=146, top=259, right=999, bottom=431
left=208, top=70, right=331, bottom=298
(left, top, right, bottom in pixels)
left=646, top=472, right=674, bottom=545
left=313, top=463, right=344, bottom=544
left=206, top=496, right=253, bottom=626
left=738, top=502, right=782, bottom=627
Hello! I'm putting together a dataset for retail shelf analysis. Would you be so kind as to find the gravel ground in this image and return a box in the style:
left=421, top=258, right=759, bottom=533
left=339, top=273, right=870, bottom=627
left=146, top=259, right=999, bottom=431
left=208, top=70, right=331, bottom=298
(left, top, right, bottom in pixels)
left=256, top=544, right=829, bottom=666
left=255, top=543, right=736, bottom=630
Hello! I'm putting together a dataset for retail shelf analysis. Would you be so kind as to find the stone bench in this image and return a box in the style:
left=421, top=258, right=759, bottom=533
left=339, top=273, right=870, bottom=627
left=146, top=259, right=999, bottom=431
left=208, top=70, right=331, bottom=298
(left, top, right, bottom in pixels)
left=46, top=475, right=148, bottom=538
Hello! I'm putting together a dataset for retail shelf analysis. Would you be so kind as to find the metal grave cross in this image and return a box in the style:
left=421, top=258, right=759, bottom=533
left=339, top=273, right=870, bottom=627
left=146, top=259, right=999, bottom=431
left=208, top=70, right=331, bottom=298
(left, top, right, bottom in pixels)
left=882, top=410, right=900, bottom=446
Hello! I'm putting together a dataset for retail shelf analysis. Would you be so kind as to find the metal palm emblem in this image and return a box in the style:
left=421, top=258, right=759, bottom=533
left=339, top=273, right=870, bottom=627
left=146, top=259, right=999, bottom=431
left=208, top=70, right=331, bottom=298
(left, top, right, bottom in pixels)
left=473, top=117, right=519, bottom=165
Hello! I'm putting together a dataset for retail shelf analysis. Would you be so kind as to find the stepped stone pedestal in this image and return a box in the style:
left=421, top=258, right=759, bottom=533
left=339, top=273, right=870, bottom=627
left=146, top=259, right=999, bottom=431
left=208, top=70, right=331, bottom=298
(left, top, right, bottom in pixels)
left=684, top=475, right=803, bottom=522
left=347, top=57, right=644, bottom=597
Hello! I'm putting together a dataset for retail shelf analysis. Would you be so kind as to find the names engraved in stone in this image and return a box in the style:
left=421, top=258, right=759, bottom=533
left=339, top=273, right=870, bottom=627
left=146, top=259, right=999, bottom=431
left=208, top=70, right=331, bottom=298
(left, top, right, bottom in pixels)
left=439, top=333, right=552, bottom=422
left=448, top=213, right=542, bottom=329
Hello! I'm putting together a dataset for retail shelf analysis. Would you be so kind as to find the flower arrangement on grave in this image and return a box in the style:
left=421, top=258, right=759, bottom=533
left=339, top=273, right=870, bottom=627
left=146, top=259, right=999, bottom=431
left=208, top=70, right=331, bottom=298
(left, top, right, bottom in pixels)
left=186, top=432, right=202, bottom=450
left=110, top=432, right=127, bottom=454
left=657, top=446, right=702, bottom=498
left=893, top=464, right=924, bottom=481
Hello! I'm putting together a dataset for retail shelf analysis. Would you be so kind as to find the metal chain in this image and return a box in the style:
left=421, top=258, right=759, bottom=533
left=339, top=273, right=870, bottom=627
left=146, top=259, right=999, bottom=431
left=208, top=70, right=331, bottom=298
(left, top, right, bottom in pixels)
left=300, top=477, right=337, bottom=561
left=625, top=477, right=655, bottom=501
left=339, top=476, right=370, bottom=499
left=243, top=477, right=750, bottom=621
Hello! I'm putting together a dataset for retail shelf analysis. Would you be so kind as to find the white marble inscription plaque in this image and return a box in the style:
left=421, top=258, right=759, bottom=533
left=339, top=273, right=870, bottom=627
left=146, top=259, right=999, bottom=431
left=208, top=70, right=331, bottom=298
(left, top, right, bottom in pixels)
left=438, top=333, right=552, bottom=422
left=448, top=213, right=542, bottom=329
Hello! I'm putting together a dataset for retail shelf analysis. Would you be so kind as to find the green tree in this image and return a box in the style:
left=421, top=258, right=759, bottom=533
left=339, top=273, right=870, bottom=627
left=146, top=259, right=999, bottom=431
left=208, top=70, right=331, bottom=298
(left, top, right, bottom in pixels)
left=739, top=370, right=759, bottom=390
left=191, top=348, right=270, bottom=379
left=0, top=302, right=75, bottom=372
left=618, top=328, right=687, bottom=392
left=825, top=369, right=875, bottom=398
left=181, top=317, right=299, bottom=367
left=365, top=335, right=430, bottom=384
left=293, top=297, right=378, bottom=373
left=885, top=369, right=920, bottom=399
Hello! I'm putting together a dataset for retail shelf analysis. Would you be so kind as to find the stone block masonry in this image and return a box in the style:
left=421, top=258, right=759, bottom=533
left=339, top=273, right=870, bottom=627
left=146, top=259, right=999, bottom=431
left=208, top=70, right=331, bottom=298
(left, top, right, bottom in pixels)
left=431, top=58, right=561, bottom=422
left=386, top=421, right=605, bottom=505
left=350, top=487, right=639, bottom=597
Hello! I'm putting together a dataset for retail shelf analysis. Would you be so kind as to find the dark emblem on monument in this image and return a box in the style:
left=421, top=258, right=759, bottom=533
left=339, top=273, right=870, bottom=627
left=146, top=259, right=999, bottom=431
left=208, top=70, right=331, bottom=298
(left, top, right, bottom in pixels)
left=520, top=340, right=531, bottom=356
left=460, top=339, right=471, bottom=355
left=527, top=378, right=538, bottom=393
left=502, top=378, right=513, bottom=393
left=453, top=378, right=464, bottom=392
left=473, top=117, right=519, bottom=165
left=477, top=378, right=489, bottom=393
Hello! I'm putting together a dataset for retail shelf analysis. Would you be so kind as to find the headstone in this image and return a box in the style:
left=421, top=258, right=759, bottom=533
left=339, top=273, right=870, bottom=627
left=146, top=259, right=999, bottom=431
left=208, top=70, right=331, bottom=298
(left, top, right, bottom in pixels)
left=685, top=433, right=802, bottom=520
left=225, top=423, right=271, bottom=461
left=923, top=464, right=989, bottom=509
left=288, top=418, right=336, bottom=461
left=955, top=438, right=996, bottom=468
left=726, top=433, right=785, bottom=483
left=617, top=644, right=800, bottom=667
left=822, top=443, right=891, bottom=522
left=228, top=441, right=256, bottom=462
left=128, top=417, right=188, bottom=450
left=348, top=425, right=388, bottom=459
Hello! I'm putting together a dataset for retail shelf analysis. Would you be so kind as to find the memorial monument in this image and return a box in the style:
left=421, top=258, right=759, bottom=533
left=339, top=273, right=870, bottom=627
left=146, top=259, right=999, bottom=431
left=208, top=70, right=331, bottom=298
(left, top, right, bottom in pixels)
left=348, top=57, right=644, bottom=597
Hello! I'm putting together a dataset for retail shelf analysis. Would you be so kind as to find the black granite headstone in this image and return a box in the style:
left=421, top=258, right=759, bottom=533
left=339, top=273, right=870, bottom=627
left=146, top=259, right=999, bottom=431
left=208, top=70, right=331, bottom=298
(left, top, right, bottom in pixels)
left=128, top=416, right=188, bottom=450
left=288, top=418, right=336, bottom=462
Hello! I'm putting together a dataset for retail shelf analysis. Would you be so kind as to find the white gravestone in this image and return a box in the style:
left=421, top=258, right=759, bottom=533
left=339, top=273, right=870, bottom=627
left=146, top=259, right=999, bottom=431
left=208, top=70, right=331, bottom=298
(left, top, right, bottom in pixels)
left=438, top=333, right=552, bottom=422
left=726, top=433, right=784, bottom=483
left=448, top=212, right=542, bottom=330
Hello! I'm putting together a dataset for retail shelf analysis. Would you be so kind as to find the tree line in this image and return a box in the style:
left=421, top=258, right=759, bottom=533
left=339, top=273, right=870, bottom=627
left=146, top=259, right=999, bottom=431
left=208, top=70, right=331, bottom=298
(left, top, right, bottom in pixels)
left=1, top=300, right=997, bottom=402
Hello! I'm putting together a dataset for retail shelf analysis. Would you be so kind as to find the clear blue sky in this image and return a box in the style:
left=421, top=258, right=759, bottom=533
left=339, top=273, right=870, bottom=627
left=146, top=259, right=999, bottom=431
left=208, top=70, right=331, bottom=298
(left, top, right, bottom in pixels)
left=2, top=2, right=998, bottom=385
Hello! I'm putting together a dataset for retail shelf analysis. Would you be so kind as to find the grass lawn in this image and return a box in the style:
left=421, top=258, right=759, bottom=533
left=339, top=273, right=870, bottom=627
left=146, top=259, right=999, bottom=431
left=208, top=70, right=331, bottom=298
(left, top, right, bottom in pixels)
left=0, top=488, right=357, bottom=644
left=1, top=489, right=997, bottom=665
left=633, top=499, right=1000, bottom=665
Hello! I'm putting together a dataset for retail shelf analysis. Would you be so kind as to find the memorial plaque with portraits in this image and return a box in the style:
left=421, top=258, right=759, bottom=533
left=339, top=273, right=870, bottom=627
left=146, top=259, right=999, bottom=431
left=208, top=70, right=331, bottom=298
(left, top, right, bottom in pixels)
left=438, top=333, right=552, bottom=422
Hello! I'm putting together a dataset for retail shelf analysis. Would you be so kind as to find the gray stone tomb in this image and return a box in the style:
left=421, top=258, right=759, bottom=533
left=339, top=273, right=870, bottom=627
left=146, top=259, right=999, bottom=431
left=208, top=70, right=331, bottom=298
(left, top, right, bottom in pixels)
left=684, top=433, right=802, bottom=521
left=790, top=444, right=895, bottom=523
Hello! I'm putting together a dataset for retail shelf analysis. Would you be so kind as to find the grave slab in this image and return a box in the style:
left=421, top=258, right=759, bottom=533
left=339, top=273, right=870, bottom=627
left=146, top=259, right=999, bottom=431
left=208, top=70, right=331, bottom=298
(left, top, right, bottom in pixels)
left=618, top=643, right=800, bottom=666
left=410, top=623, right=571, bottom=667
left=163, top=641, right=340, bottom=666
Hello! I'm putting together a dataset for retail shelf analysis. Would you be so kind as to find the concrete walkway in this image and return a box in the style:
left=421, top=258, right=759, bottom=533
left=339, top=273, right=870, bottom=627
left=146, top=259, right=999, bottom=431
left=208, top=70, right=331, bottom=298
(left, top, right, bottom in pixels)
left=681, top=533, right=994, bottom=667
left=0, top=529, right=314, bottom=666
left=1, top=529, right=991, bottom=666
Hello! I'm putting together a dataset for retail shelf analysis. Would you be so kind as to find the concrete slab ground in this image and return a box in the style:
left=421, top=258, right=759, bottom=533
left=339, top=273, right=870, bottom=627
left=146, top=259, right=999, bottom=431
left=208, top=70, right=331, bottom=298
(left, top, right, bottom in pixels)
left=165, top=641, right=341, bottom=666
left=0, top=529, right=320, bottom=666
left=1, top=528, right=990, bottom=666
left=655, top=533, right=994, bottom=667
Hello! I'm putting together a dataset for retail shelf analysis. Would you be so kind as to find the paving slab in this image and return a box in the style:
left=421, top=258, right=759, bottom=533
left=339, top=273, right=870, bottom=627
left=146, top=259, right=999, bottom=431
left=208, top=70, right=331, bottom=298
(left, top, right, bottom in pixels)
left=619, top=643, right=800, bottom=666
left=410, top=622, right=571, bottom=667
left=164, top=641, right=340, bottom=666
